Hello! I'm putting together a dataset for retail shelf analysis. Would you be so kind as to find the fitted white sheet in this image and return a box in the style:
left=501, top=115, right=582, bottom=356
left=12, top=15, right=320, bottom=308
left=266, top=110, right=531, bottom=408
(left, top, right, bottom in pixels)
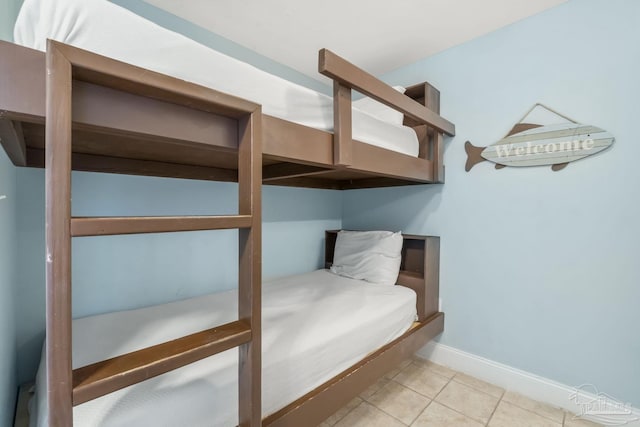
left=31, top=270, right=416, bottom=426
left=14, top=0, right=419, bottom=157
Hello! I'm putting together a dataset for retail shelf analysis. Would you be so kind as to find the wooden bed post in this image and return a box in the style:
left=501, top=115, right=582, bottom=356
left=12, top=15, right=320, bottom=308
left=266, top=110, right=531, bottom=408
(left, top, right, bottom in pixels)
left=45, top=39, right=74, bottom=427
left=238, top=109, right=262, bottom=426
left=332, top=81, right=353, bottom=167
left=405, top=82, right=445, bottom=183
left=424, top=84, right=445, bottom=184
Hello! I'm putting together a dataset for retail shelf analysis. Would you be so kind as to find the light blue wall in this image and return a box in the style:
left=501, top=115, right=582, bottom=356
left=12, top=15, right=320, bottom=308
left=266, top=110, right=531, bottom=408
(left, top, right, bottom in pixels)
left=343, top=0, right=640, bottom=407
left=0, top=149, right=17, bottom=426
left=110, top=0, right=331, bottom=95
left=15, top=170, right=341, bottom=383
left=0, top=0, right=22, bottom=41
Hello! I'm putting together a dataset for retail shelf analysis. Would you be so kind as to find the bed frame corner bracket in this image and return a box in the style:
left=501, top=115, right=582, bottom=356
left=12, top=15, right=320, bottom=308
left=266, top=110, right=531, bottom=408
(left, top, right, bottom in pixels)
left=0, top=118, right=27, bottom=166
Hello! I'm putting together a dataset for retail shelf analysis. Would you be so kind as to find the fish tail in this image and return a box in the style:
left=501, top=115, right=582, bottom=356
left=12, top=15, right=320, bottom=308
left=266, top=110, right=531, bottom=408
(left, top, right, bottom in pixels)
left=465, top=141, right=486, bottom=172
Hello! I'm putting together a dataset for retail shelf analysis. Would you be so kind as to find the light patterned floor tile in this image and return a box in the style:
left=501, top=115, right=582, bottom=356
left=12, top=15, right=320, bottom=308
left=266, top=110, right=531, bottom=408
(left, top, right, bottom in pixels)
left=488, top=401, right=562, bottom=427
left=411, top=401, right=484, bottom=427
left=360, top=377, right=391, bottom=399
left=435, top=380, right=500, bottom=424
left=333, top=401, right=405, bottom=427
left=393, top=362, right=450, bottom=398
left=563, top=413, right=604, bottom=426
left=323, top=397, right=362, bottom=425
left=453, top=372, right=504, bottom=398
left=367, top=380, right=430, bottom=425
left=411, top=357, right=456, bottom=378
left=502, top=391, right=564, bottom=423
left=385, top=358, right=413, bottom=379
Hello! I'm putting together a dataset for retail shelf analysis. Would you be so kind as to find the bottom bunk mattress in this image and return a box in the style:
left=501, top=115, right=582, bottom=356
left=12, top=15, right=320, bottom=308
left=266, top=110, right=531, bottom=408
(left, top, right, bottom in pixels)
left=31, top=269, right=417, bottom=426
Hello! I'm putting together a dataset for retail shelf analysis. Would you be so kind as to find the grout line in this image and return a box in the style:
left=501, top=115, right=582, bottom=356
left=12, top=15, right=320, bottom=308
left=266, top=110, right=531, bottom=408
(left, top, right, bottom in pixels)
left=360, top=362, right=419, bottom=426
left=500, top=394, right=565, bottom=425
left=325, top=397, right=363, bottom=426
left=432, top=376, right=498, bottom=425
left=484, top=389, right=506, bottom=426
left=450, top=374, right=505, bottom=399
left=366, top=401, right=410, bottom=426
left=494, top=399, right=565, bottom=426
left=411, top=399, right=436, bottom=426
left=365, top=381, right=424, bottom=426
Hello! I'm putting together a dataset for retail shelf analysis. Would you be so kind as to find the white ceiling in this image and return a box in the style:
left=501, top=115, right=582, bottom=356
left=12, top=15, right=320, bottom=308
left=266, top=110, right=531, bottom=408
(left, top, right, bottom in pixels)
left=144, top=0, right=567, bottom=83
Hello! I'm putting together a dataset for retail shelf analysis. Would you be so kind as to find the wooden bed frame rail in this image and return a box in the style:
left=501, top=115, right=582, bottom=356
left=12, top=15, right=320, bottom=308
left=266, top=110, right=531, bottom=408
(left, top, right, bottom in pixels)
left=0, top=41, right=455, bottom=189
left=45, top=40, right=262, bottom=426
left=319, top=49, right=454, bottom=183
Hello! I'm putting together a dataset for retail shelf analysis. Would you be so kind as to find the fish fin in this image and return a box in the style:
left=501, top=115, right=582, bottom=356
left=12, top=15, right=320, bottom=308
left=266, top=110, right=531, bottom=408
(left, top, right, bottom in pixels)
left=507, top=122, right=543, bottom=137
left=551, top=162, right=569, bottom=171
left=465, top=141, right=486, bottom=172
left=495, top=163, right=507, bottom=170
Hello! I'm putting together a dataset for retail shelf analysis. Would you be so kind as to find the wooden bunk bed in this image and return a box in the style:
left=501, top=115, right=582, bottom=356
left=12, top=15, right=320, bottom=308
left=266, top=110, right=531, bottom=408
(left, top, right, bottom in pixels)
left=0, top=41, right=454, bottom=190
left=1, top=35, right=451, bottom=427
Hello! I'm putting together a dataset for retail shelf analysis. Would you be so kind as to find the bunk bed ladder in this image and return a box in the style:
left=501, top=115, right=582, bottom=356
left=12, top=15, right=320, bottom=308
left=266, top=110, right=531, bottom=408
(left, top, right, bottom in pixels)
left=45, top=40, right=262, bottom=426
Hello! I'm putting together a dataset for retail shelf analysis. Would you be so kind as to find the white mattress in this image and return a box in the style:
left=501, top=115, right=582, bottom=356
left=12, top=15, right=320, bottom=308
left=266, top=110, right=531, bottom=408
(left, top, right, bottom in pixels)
left=31, top=270, right=416, bottom=426
left=14, top=0, right=419, bottom=157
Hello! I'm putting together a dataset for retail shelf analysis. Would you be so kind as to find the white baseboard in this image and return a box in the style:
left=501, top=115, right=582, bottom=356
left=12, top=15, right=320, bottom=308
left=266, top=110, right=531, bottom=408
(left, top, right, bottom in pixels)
left=417, top=342, right=640, bottom=426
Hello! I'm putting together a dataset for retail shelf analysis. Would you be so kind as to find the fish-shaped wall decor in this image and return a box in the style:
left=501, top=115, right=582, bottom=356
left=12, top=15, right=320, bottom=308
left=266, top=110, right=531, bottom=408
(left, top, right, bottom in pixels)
left=465, top=104, right=614, bottom=172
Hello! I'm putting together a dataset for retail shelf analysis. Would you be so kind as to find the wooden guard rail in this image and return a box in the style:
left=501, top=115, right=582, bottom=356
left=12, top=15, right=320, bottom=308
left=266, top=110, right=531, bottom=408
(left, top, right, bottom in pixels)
left=318, top=49, right=455, bottom=180
left=45, top=40, right=262, bottom=426
left=73, top=320, right=252, bottom=405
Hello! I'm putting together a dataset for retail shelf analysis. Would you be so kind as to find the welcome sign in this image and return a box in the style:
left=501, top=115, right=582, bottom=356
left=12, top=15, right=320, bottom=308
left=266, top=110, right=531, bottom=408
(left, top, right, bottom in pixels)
left=465, top=105, right=614, bottom=172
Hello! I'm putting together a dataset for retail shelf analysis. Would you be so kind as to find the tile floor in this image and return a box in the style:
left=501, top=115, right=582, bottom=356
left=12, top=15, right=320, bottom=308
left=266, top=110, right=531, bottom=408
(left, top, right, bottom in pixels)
left=320, top=357, right=602, bottom=427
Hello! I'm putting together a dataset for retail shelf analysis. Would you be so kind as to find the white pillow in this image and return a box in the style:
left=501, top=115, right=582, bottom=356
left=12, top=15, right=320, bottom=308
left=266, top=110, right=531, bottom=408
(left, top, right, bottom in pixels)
left=352, top=86, right=406, bottom=126
left=330, top=230, right=403, bottom=286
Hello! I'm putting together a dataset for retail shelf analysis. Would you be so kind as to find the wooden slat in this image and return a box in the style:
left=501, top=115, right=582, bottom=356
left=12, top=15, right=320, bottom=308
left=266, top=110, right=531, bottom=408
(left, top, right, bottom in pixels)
left=263, top=176, right=343, bottom=190
left=73, top=81, right=239, bottom=151
left=51, top=41, right=259, bottom=119
left=0, top=41, right=46, bottom=121
left=433, top=132, right=444, bottom=183
left=333, top=82, right=352, bottom=166
left=319, top=49, right=455, bottom=136
left=0, top=119, right=26, bottom=166
left=263, top=163, right=331, bottom=181
left=71, top=215, right=252, bottom=236
left=26, top=148, right=239, bottom=183
left=72, top=320, right=252, bottom=406
left=338, top=177, right=424, bottom=190
left=424, top=237, right=440, bottom=319
left=45, top=39, right=74, bottom=427
left=262, top=115, right=334, bottom=166
left=350, top=140, right=434, bottom=182
left=238, top=109, right=262, bottom=426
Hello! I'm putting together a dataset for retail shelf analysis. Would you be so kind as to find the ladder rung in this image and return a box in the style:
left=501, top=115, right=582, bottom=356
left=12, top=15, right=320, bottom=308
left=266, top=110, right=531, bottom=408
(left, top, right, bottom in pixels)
left=72, top=320, right=252, bottom=405
left=71, top=215, right=252, bottom=236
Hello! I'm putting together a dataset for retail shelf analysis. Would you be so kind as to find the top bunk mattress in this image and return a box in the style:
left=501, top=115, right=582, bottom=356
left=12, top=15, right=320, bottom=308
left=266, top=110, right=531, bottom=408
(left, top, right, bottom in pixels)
left=30, top=269, right=417, bottom=426
left=14, top=0, right=419, bottom=157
